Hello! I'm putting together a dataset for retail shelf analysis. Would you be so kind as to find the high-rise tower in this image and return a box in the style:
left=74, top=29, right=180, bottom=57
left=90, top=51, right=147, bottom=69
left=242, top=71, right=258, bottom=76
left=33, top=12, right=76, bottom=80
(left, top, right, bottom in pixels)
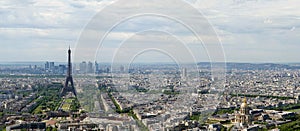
left=60, top=47, right=76, bottom=97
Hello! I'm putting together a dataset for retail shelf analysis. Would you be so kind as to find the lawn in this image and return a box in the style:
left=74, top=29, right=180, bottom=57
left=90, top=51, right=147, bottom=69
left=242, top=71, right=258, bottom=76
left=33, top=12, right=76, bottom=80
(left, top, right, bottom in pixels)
left=65, top=98, right=73, bottom=103
left=288, top=108, right=300, bottom=113
left=61, top=99, right=74, bottom=111
left=61, top=103, right=71, bottom=111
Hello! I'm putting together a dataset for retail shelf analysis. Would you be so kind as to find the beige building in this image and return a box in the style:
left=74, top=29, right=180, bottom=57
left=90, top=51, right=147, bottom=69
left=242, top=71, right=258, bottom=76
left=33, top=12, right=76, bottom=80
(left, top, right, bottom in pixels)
left=234, top=98, right=252, bottom=128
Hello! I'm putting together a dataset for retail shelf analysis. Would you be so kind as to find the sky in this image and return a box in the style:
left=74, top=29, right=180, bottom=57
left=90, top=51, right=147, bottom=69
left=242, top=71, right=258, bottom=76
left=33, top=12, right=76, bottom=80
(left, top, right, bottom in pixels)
left=0, top=0, right=299, bottom=63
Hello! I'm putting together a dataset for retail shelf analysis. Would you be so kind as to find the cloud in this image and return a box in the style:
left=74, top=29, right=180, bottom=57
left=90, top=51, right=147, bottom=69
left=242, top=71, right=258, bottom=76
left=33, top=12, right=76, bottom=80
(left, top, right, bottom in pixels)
left=0, top=0, right=300, bottom=62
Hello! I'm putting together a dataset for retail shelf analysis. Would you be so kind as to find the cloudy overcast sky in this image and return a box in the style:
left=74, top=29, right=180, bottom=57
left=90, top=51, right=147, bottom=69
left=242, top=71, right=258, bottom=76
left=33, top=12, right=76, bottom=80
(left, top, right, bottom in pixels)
left=0, top=0, right=299, bottom=63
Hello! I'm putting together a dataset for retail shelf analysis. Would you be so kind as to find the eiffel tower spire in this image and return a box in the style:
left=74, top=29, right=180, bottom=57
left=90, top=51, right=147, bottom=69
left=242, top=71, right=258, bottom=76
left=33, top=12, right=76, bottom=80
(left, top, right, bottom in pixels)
left=60, top=46, right=76, bottom=97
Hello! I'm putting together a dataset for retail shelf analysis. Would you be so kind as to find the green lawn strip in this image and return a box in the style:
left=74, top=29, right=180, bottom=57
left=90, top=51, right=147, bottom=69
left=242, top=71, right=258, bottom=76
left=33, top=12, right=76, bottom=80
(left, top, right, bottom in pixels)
left=288, top=108, right=300, bottom=113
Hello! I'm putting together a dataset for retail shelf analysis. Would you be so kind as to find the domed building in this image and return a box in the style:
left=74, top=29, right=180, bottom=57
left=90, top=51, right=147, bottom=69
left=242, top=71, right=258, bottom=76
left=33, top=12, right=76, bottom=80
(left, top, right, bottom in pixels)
left=234, top=97, right=252, bottom=128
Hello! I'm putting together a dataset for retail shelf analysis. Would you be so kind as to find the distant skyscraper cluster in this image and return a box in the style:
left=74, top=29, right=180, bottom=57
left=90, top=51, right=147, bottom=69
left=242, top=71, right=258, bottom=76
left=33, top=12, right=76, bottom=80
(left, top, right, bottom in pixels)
left=42, top=61, right=111, bottom=75
left=73, top=61, right=111, bottom=74
left=76, top=61, right=94, bottom=74
left=44, top=61, right=66, bottom=74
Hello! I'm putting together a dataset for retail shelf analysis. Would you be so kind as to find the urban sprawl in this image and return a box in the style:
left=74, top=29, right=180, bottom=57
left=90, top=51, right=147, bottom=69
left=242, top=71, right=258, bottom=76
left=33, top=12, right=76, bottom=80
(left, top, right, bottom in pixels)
left=1, top=61, right=300, bottom=131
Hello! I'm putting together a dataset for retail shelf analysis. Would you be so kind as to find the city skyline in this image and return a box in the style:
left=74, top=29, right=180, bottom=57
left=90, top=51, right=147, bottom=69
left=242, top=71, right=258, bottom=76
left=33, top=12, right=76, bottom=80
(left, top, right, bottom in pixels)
left=0, top=0, right=300, bottom=63
left=1, top=0, right=300, bottom=130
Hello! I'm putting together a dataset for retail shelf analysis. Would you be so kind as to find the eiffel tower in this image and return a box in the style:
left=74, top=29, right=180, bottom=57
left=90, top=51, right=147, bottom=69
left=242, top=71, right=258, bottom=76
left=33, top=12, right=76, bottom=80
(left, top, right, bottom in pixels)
left=60, top=47, right=77, bottom=97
